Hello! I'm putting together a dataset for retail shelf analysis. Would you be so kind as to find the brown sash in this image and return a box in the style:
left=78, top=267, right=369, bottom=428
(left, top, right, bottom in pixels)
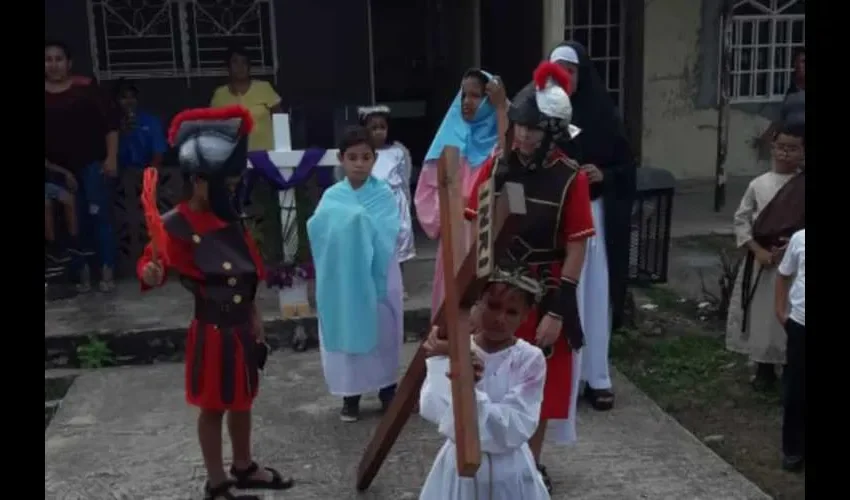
left=752, top=171, right=806, bottom=248
left=740, top=172, right=805, bottom=331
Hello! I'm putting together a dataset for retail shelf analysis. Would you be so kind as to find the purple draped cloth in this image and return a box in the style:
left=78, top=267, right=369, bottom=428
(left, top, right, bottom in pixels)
left=246, top=148, right=335, bottom=193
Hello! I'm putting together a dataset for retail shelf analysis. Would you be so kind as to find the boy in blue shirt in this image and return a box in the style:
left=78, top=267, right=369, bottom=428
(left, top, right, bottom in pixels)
left=115, top=79, right=167, bottom=170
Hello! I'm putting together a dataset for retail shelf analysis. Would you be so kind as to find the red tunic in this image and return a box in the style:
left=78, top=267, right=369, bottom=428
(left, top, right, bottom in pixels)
left=466, top=151, right=595, bottom=420
left=137, top=202, right=266, bottom=411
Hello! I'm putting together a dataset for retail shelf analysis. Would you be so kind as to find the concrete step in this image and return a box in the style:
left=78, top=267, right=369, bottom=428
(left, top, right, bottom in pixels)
left=45, top=236, right=439, bottom=370
left=45, top=307, right=433, bottom=370
left=45, top=370, right=79, bottom=430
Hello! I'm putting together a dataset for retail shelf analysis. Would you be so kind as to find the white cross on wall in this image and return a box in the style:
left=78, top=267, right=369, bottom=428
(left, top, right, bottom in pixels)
left=247, top=113, right=340, bottom=264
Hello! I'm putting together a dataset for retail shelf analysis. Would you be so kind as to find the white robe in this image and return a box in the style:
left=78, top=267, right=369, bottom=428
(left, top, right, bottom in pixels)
left=319, top=257, right=404, bottom=396
left=419, top=339, right=551, bottom=500
left=578, top=198, right=613, bottom=390
left=725, top=171, right=795, bottom=364
left=372, top=143, right=417, bottom=263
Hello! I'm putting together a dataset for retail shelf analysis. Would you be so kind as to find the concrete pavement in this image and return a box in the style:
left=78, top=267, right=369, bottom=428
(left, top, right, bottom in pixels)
left=45, top=344, right=770, bottom=500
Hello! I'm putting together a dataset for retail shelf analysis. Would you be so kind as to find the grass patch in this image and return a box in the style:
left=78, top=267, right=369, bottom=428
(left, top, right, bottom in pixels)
left=614, top=287, right=805, bottom=500
left=612, top=333, right=778, bottom=413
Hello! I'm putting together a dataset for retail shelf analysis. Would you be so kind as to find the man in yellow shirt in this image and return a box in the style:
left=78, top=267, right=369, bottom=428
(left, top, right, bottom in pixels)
left=211, top=45, right=283, bottom=262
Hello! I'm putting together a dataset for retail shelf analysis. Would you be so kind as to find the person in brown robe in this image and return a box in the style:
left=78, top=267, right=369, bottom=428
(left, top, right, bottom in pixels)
left=726, top=122, right=805, bottom=390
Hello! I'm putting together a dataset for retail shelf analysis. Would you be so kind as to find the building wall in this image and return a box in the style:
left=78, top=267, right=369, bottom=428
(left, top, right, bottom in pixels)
left=640, top=0, right=777, bottom=179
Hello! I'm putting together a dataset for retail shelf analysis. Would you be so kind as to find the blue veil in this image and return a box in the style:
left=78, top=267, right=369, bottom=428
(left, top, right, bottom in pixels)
left=423, top=70, right=499, bottom=169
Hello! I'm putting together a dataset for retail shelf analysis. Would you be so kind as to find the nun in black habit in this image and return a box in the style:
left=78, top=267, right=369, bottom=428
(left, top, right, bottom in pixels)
left=549, top=42, right=636, bottom=411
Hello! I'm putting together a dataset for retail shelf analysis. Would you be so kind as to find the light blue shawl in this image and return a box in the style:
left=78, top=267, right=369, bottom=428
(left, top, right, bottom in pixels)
left=424, top=70, right=499, bottom=169
left=307, top=176, right=400, bottom=354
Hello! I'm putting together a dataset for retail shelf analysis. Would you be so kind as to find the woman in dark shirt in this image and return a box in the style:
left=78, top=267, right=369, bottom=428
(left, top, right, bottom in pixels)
left=45, top=40, right=120, bottom=292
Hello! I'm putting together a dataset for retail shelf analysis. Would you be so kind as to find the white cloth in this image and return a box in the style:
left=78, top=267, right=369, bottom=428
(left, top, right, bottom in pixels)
left=549, top=46, right=579, bottom=64
left=578, top=199, right=612, bottom=390
left=372, top=143, right=416, bottom=262
left=319, top=257, right=403, bottom=396
left=419, top=340, right=550, bottom=500
left=778, top=229, right=805, bottom=326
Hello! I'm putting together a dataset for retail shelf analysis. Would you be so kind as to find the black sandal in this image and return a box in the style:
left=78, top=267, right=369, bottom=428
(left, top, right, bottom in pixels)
left=584, top=383, right=615, bottom=411
left=230, top=462, right=294, bottom=490
left=536, top=464, right=553, bottom=493
left=204, top=480, right=259, bottom=500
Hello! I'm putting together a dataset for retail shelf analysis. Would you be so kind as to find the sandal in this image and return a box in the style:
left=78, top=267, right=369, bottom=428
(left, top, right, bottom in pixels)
left=536, top=463, right=553, bottom=493
left=204, top=480, right=259, bottom=500
left=230, top=462, right=294, bottom=491
left=584, top=383, right=615, bottom=411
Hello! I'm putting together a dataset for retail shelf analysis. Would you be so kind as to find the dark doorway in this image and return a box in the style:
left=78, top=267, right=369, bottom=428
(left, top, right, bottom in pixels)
left=369, top=0, right=477, bottom=167
left=480, top=0, right=543, bottom=100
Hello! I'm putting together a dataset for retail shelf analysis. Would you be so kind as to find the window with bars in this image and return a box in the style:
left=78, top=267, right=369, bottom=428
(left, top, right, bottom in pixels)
left=86, top=0, right=278, bottom=81
left=727, top=0, right=805, bottom=103
left=563, top=0, right=626, bottom=112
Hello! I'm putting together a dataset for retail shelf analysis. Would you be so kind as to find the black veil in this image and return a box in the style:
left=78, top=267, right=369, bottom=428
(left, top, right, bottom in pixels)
left=553, top=41, right=637, bottom=329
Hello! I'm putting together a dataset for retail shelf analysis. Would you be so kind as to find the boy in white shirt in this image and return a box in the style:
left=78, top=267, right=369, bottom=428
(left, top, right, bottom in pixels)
left=775, top=228, right=805, bottom=472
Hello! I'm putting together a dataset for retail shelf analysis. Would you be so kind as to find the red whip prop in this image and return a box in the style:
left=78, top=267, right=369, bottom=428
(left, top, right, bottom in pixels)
left=142, top=167, right=169, bottom=266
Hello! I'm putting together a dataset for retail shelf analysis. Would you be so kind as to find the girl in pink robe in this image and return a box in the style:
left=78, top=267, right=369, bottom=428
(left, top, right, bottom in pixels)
left=414, top=69, right=507, bottom=316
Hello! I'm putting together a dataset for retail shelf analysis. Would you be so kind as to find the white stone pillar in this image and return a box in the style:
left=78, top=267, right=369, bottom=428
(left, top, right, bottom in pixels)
left=541, top=0, right=567, bottom=57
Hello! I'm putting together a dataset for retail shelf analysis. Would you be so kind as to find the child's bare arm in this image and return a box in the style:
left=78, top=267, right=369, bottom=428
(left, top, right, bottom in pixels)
left=44, top=159, right=72, bottom=177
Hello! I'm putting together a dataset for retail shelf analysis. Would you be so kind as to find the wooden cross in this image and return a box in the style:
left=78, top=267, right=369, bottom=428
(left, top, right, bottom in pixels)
left=434, top=147, right=480, bottom=478
left=356, top=148, right=528, bottom=491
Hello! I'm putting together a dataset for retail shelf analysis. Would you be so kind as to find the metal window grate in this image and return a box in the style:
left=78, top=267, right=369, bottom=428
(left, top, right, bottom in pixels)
left=563, top=0, right=626, bottom=112
left=726, top=0, right=805, bottom=103
left=87, top=0, right=278, bottom=81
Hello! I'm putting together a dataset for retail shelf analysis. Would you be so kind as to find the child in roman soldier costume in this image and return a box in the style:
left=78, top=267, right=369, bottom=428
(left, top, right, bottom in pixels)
left=137, top=105, right=293, bottom=500
left=464, top=61, right=595, bottom=493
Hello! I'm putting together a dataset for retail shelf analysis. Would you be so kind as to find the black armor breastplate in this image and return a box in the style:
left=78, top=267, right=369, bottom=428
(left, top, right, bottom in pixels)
left=494, top=157, right=578, bottom=266
left=163, top=209, right=258, bottom=326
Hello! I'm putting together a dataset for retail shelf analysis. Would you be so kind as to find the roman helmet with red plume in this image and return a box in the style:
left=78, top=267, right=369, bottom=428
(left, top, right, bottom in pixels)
left=167, top=105, right=254, bottom=221
left=507, top=61, right=580, bottom=141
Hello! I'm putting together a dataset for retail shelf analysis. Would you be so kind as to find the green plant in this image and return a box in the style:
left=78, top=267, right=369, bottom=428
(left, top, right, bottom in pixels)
left=76, top=335, right=115, bottom=368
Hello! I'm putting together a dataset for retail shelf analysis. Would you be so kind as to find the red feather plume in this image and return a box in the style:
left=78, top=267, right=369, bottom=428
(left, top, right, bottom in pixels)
left=533, top=61, right=574, bottom=95
left=167, top=105, right=255, bottom=146
left=142, top=167, right=170, bottom=266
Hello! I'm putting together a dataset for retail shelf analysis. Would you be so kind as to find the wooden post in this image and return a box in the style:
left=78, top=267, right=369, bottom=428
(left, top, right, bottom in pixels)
left=435, top=148, right=481, bottom=477
left=355, top=153, right=527, bottom=491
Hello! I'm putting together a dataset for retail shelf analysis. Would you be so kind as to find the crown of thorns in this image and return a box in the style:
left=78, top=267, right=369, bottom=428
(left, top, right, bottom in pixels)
left=488, top=266, right=545, bottom=303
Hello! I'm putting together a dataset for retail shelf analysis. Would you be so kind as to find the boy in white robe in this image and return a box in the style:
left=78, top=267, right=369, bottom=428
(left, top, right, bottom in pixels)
left=419, top=267, right=550, bottom=500
left=726, top=123, right=805, bottom=390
